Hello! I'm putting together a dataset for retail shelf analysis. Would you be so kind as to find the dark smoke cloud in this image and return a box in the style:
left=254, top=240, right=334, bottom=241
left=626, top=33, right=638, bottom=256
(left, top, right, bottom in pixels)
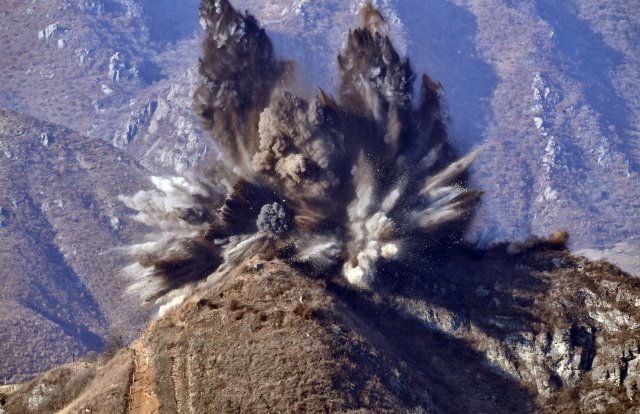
left=192, top=0, right=288, bottom=184
left=121, top=0, right=482, bottom=304
left=256, top=202, right=291, bottom=239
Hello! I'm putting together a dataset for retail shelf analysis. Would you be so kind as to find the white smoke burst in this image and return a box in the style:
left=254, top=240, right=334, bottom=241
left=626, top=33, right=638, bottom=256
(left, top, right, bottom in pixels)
left=120, top=0, right=482, bottom=304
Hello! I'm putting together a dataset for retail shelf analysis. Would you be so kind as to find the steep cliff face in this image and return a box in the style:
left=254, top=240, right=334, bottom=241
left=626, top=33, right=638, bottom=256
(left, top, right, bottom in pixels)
left=4, top=247, right=639, bottom=413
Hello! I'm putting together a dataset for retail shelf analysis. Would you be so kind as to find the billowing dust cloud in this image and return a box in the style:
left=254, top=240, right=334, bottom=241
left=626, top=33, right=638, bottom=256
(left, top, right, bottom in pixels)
left=120, top=0, right=482, bottom=302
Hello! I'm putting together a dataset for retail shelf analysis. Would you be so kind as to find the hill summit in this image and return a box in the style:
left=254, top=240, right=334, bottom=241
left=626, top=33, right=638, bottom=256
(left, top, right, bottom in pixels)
left=3, top=245, right=640, bottom=413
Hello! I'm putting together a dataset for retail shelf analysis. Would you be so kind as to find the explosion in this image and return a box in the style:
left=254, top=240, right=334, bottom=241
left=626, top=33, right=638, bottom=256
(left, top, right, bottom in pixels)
left=120, top=0, right=481, bottom=303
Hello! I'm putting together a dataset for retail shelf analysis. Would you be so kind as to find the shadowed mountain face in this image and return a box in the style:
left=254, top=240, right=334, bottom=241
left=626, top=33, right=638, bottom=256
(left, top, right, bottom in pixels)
left=0, top=109, right=150, bottom=382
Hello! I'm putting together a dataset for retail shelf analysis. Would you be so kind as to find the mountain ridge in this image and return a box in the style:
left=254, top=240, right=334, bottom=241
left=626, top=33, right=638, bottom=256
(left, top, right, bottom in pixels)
left=3, top=246, right=640, bottom=413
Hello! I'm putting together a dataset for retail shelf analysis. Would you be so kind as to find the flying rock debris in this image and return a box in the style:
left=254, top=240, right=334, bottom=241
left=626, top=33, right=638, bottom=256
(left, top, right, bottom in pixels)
left=120, top=0, right=481, bottom=302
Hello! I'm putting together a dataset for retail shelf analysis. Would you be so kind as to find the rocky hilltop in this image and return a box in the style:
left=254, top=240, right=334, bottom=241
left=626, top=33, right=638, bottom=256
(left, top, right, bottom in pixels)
left=3, top=244, right=640, bottom=413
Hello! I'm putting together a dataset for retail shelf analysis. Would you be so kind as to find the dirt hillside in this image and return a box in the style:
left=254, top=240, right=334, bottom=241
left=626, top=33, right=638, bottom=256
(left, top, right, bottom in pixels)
left=3, top=243, right=640, bottom=413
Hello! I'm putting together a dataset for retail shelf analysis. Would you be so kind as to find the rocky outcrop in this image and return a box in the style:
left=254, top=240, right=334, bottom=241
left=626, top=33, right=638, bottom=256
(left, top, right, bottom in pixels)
left=38, top=23, right=62, bottom=42
left=112, top=100, right=158, bottom=149
left=108, top=52, right=139, bottom=82
left=114, top=69, right=207, bottom=173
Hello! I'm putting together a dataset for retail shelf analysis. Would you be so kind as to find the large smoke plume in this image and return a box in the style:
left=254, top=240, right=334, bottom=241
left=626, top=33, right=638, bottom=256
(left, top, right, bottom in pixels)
left=120, top=0, right=481, bottom=302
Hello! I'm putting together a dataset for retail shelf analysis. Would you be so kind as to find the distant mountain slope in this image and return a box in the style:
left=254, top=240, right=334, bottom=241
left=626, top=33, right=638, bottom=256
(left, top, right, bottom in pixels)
left=0, top=0, right=202, bottom=169
left=103, top=0, right=640, bottom=274
left=450, top=0, right=640, bottom=265
left=2, top=1, right=638, bottom=275
left=4, top=248, right=640, bottom=413
left=0, top=108, right=149, bottom=382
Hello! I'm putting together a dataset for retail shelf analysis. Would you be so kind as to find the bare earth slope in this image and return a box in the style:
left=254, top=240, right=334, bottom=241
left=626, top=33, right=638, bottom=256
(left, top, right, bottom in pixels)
left=4, top=245, right=640, bottom=413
